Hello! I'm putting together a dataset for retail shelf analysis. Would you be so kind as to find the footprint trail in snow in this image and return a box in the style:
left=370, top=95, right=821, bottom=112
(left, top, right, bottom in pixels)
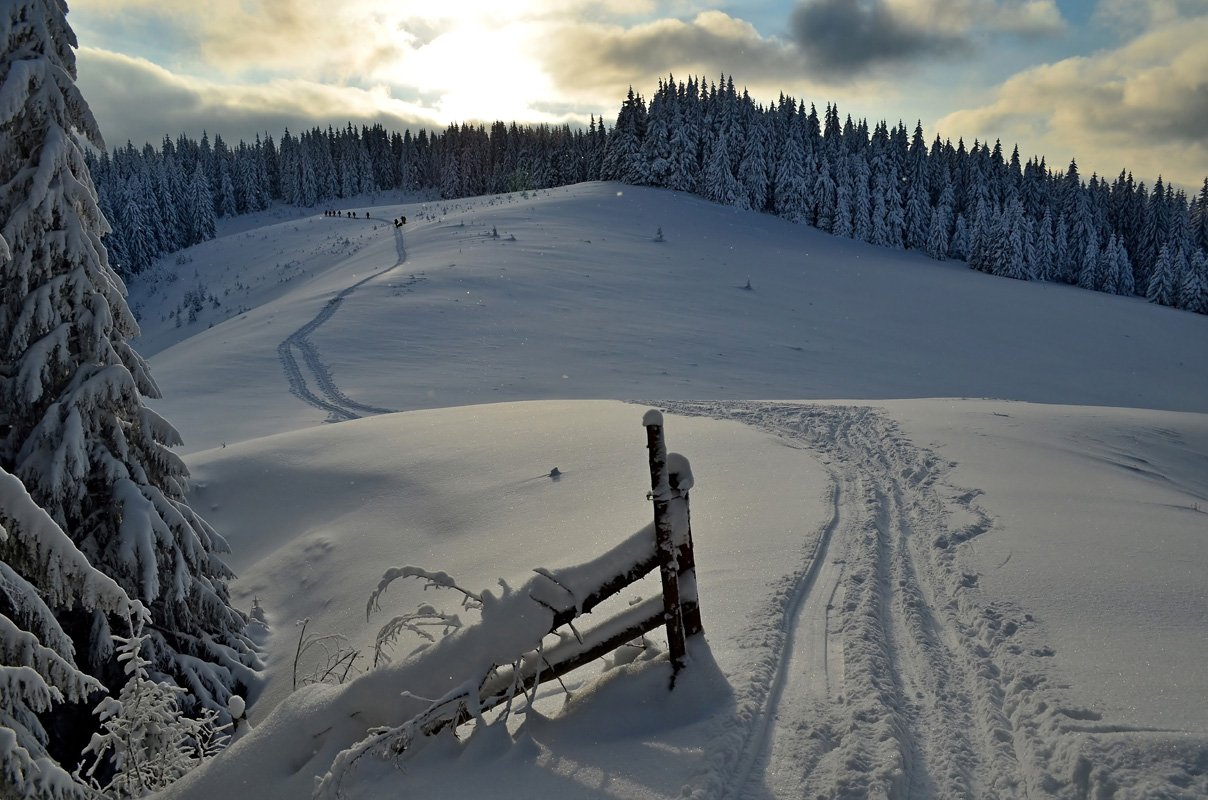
left=662, top=401, right=1127, bottom=800
left=277, top=223, right=412, bottom=421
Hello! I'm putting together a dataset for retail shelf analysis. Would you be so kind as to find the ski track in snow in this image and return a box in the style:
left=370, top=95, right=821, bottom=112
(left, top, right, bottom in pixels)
left=277, top=224, right=414, bottom=421
left=662, top=401, right=1191, bottom=800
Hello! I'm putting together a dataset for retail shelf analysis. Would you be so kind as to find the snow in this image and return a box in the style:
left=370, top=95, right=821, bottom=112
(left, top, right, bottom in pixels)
left=129, top=182, right=1207, bottom=798
left=887, top=401, right=1208, bottom=733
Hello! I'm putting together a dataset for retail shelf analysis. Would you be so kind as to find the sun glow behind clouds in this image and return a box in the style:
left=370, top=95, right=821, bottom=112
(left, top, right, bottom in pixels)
left=75, top=0, right=570, bottom=125
left=403, top=23, right=558, bottom=123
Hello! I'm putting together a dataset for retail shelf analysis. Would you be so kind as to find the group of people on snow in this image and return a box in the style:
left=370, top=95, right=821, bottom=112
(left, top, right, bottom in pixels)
left=321, top=209, right=406, bottom=228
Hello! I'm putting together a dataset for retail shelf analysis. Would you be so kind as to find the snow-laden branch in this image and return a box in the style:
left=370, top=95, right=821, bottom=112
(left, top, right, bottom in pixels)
left=366, top=566, right=483, bottom=620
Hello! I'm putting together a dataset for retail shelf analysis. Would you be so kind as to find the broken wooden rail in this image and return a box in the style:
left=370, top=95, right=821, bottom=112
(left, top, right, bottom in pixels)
left=424, top=409, right=703, bottom=737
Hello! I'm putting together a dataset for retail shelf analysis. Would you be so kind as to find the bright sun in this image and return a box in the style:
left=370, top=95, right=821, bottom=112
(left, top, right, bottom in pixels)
left=399, top=20, right=557, bottom=124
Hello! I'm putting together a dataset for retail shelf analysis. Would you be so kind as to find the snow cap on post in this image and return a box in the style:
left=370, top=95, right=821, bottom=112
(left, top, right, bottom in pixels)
left=643, top=409, right=664, bottom=427
left=666, top=452, right=694, bottom=493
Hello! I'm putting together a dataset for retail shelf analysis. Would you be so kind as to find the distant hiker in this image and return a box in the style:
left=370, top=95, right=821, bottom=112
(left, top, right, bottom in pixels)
left=401, top=215, right=407, bottom=225
left=365, top=212, right=369, bottom=219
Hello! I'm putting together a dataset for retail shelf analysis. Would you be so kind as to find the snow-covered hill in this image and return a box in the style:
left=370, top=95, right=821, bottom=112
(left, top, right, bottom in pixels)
left=136, top=183, right=1208, bottom=798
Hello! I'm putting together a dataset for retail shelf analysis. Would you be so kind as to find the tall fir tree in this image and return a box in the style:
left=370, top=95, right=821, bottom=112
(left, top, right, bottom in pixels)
left=667, top=106, right=699, bottom=194
left=737, top=115, right=770, bottom=212
left=1192, top=178, right=1208, bottom=252
left=702, top=131, right=740, bottom=207
left=1146, top=243, right=1176, bottom=306
left=1034, top=207, right=1055, bottom=281
left=1052, top=213, right=1074, bottom=283
left=638, top=79, right=673, bottom=187
left=902, top=122, right=931, bottom=251
left=185, top=161, right=216, bottom=245
left=772, top=109, right=810, bottom=224
left=949, top=212, right=969, bottom=261
left=1076, top=230, right=1100, bottom=290
left=926, top=184, right=953, bottom=260
left=811, top=153, right=837, bottom=231
left=601, top=87, right=645, bottom=183
left=1178, top=250, right=1207, bottom=313
left=1137, top=178, right=1171, bottom=292
left=118, top=173, right=155, bottom=275
left=831, top=157, right=854, bottom=238
left=967, top=199, right=991, bottom=271
left=0, top=0, right=259, bottom=772
left=1097, top=234, right=1120, bottom=293
left=851, top=155, right=873, bottom=243
left=1113, top=233, right=1135, bottom=296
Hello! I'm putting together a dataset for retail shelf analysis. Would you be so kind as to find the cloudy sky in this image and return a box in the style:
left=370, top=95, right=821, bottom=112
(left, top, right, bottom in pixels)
left=71, top=0, right=1207, bottom=189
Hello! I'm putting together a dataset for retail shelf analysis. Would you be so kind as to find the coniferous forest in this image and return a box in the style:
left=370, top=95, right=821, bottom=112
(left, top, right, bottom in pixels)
left=90, top=75, right=1208, bottom=314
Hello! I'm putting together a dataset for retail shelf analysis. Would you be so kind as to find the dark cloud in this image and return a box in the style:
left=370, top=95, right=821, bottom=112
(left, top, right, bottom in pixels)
left=788, top=0, right=970, bottom=79
left=542, top=13, right=809, bottom=98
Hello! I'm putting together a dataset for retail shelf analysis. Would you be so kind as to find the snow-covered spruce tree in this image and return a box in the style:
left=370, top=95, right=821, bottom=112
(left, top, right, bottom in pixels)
left=1180, top=249, right=1208, bottom=314
left=0, top=0, right=259, bottom=766
left=736, top=115, right=769, bottom=212
left=1146, top=243, right=1176, bottom=306
left=702, top=132, right=740, bottom=208
left=1096, top=234, right=1120, bottom=294
left=772, top=109, right=810, bottom=224
left=184, top=161, right=215, bottom=246
left=852, top=155, right=873, bottom=242
left=1052, top=214, right=1072, bottom=283
left=0, top=463, right=145, bottom=799
left=1113, top=234, right=1135, bottom=297
left=1077, top=231, right=1100, bottom=290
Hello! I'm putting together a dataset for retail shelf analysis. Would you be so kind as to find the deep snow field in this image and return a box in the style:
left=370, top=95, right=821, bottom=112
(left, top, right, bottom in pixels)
left=130, top=182, right=1208, bottom=798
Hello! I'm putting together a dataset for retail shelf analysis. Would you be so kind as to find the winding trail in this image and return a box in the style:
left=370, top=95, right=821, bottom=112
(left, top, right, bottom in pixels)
left=277, top=224, right=412, bottom=421
left=666, top=401, right=1076, bottom=799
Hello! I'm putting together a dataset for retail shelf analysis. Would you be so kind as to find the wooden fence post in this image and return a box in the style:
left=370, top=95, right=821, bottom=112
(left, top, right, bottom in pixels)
left=675, top=493, right=703, bottom=638
left=644, top=409, right=688, bottom=682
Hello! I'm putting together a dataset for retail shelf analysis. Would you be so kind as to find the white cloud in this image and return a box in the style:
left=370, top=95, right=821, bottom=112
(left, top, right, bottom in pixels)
left=934, top=12, right=1208, bottom=188
left=1092, top=0, right=1204, bottom=31
left=75, top=48, right=444, bottom=148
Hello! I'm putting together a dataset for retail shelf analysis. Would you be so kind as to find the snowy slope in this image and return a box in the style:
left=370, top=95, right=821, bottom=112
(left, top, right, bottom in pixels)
left=133, top=183, right=1208, bottom=798
left=131, top=183, right=1208, bottom=453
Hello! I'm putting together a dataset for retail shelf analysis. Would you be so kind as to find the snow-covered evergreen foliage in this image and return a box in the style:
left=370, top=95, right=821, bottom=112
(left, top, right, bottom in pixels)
left=1147, top=244, right=1177, bottom=306
left=0, top=0, right=259, bottom=766
left=0, top=466, right=144, bottom=799
left=77, top=627, right=229, bottom=798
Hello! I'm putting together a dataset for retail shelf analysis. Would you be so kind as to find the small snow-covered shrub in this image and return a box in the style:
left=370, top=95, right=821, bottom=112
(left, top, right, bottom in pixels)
left=76, top=627, right=231, bottom=798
